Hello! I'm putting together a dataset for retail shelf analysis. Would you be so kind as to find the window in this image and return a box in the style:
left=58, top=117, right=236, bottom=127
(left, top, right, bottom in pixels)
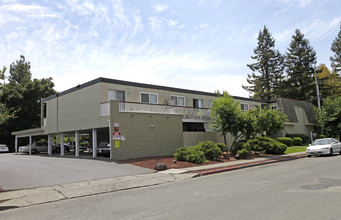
left=241, top=103, right=249, bottom=111
left=108, top=90, right=125, bottom=101
left=193, top=99, right=203, bottom=108
left=170, top=95, right=185, bottom=106
left=141, top=92, right=158, bottom=104
left=43, top=103, right=47, bottom=118
left=183, top=122, right=205, bottom=132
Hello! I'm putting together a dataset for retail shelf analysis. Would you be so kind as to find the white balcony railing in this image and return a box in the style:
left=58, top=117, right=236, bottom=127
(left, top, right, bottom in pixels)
left=119, top=102, right=211, bottom=122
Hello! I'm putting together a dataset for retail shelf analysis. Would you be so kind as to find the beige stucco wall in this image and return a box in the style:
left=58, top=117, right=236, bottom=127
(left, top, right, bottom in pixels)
left=183, top=132, right=226, bottom=147
left=100, top=82, right=262, bottom=109
left=43, top=81, right=264, bottom=135
left=109, top=100, right=183, bottom=160
left=43, top=83, right=105, bottom=134
left=282, top=106, right=314, bottom=138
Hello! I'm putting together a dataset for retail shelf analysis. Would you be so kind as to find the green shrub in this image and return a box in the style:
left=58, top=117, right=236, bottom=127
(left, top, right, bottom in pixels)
left=292, top=137, right=302, bottom=146
left=244, top=136, right=287, bottom=155
left=174, top=145, right=208, bottom=164
left=198, top=141, right=215, bottom=151
left=174, top=146, right=189, bottom=161
left=205, top=147, right=222, bottom=160
left=186, top=150, right=207, bottom=164
left=231, top=141, right=248, bottom=155
left=174, top=141, right=223, bottom=164
left=286, top=134, right=309, bottom=143
left=198, top=141, right=222, bottom=161
left=216, top=143, right=227, bottom=152
left=237, top=148, right=250, bottom=159
left=277, top=137, right=293, bottom=147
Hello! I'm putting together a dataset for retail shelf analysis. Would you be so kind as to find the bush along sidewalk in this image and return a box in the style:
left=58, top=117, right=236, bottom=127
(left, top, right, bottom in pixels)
left=174, top=141, right=224, bottom=164
left=174, top=137, right=289, bottom=164
left=232, top=136, right=287, bottom=159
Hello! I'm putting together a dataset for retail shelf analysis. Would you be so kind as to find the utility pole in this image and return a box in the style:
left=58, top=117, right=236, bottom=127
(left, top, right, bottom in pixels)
left=314, top=66, right=321, bottom=112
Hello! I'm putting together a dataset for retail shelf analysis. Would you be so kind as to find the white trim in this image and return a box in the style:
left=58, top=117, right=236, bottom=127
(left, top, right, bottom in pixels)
left=60, top=134, right=65, bottom=156
left=92, top=128, right=97, bottom=158
left=48, top=135, right=52, bottom=156
left=193, top=98, right=203, bottom=108
left=170, top=95, right=185, bottom=106
left=75, top=131, right=79, bottom=157
left=140, top=92, right=158, bottom=104
left=240, top=103, right=249, bottom=111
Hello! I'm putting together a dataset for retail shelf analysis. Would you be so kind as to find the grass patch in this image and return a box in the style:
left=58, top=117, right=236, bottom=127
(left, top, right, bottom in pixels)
left=285, top=146, right=307, bottom=154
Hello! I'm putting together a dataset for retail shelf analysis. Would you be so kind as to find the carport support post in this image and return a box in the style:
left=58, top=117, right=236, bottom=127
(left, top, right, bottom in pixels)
left=29, top=135, right=32, bottom=155
left=92, top=128, right=97, bottom=158
left=48, top=134, right=52, bottom=156
left=60, top=134, right=65, bottom=156
left=15, top=136, right=18, bottom=154
left=75, top=131, right=79, bottom=157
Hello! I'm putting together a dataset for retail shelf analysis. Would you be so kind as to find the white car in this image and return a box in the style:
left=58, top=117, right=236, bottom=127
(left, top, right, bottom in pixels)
left=306, top=138, right=341, bottom=157
left=18, top=142, right=60, bottom=154
left=0, top=144, right=9, bottom=153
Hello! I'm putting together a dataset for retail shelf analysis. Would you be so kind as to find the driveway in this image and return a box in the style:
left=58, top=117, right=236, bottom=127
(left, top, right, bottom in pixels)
left=0, top=153, right=153, bottom=191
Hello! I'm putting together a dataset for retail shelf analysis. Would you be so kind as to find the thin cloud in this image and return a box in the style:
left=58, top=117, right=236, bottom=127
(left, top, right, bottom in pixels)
left=152, top=3, right=169, bottom=13
left=302, top=17, right=341, bottom=41
left=0, top=3, right=60, bottom=18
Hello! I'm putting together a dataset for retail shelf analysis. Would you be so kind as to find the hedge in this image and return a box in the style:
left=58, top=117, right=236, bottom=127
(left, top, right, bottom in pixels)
left=244, top=136, right=287, bottom=155
left=277, top=137, right=293, bottom=147
left=292, top=137, right=303, bottom=146
left=286, top=133, right=309, bottom=143
left=174, top=141, right=222, bottom=164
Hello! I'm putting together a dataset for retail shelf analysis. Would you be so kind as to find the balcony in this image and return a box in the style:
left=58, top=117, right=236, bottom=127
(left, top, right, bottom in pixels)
left=97, top=101, right=210, bottom=122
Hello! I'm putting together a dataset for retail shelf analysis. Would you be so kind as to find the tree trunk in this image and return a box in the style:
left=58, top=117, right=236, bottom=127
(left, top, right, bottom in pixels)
left=223, top=134, right=227, bottom=149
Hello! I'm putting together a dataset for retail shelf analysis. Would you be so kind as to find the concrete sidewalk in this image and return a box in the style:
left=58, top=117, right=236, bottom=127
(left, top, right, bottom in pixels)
left=0, top=152, right=306, bottom=211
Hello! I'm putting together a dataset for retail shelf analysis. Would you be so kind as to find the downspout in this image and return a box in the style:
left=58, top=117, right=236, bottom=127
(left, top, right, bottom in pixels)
left=56, top=93, right=59, bottom=133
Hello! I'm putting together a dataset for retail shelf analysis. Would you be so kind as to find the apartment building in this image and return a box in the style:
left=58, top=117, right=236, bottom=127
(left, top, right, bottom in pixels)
left=12, top=77, right=314, bottom=160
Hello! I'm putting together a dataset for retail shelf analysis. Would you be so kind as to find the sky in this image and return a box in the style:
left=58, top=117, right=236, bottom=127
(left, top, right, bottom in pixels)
left=0, top=0, right=340, bottom=98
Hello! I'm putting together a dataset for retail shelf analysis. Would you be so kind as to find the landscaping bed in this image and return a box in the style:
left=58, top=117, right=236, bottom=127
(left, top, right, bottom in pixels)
left=120, top=156, right=232, bottom=170
left=120, top=153, right=273, bottom=170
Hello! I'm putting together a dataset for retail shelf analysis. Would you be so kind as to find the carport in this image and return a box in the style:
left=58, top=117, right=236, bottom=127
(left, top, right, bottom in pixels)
left=11, top=127, right=110, bottom=159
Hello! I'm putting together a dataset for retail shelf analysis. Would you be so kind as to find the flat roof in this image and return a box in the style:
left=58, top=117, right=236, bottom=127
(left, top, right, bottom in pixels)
left=11, top=127, right=44, bottom=137
left=42, top=77, right=266, bottom=103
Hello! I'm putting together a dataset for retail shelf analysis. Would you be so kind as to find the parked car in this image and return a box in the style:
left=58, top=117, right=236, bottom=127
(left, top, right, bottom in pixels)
left=306, top=138, right=341, bottom=157
left=18, top=142, right=61, bottom=154
left=97, top=141, right=110, bottom=156
left=0, top=144, right=9, bottom=153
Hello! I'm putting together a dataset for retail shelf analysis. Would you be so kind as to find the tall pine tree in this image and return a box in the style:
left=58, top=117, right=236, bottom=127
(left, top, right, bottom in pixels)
left=243, top=26, right=284, bottom=101
left=284, top=29, right=317, bottom=101
left=331, top=22, right=341, bottom=74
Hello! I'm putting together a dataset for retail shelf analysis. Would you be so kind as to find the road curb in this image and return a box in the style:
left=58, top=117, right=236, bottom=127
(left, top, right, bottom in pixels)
left=197, top=154, right=306, bottom=176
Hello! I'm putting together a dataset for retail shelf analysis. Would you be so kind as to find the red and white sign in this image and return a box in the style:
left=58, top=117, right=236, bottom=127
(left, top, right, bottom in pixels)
left=112, top=132, right=121, bottom=140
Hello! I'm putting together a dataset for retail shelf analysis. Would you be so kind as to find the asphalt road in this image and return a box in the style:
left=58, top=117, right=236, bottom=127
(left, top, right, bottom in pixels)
left=2, top=155, right=341, bottom=220
left=0, top=153, right=152, bottom=191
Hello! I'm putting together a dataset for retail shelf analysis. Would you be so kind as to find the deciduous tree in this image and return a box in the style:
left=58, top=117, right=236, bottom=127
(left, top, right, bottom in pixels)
left=0, top=55, right=56, bottom=150
left=316, top=64, right=341, bottom=100
left=210, top=92, right=242, bottom=149
left=314, top=97, right=341, bottom=139
left=210, top=91, right=287, bottom=152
